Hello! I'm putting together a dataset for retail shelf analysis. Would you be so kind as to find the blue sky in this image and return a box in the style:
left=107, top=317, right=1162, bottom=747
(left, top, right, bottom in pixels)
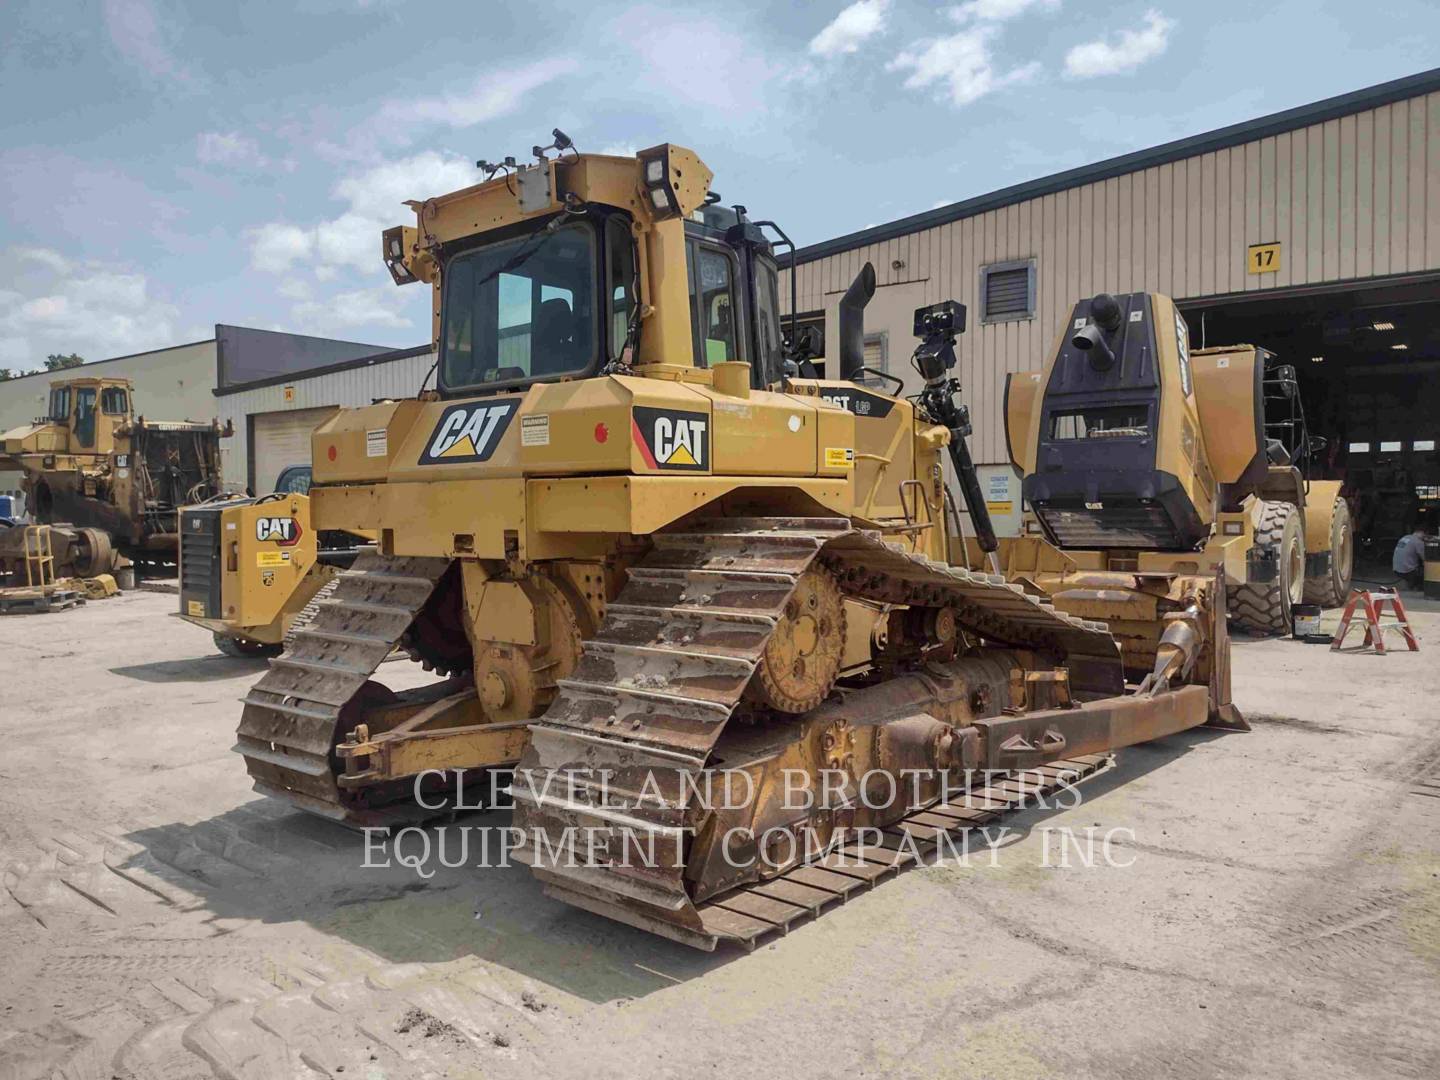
left=1, top=0, right=1436, bottom=370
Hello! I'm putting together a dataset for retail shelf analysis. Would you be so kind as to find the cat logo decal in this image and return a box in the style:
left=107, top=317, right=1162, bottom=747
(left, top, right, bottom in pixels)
left=419, top=399, right=520, bottom=465
left=632, top=407, right=708, bottom=471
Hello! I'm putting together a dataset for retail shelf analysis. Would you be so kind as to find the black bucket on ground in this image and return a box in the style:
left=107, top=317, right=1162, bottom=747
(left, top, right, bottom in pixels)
left=1292, top=602, right=1328, bottom=642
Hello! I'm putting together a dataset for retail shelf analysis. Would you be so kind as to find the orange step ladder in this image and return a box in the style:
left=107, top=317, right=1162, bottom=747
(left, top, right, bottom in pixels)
left=1330, top=589, right=1419, bottom=654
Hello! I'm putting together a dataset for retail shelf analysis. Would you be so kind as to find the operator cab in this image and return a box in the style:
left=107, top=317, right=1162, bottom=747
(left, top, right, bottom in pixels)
left=434, top=180, right=788, bottom=399
left=45, top=377, right=131, bottom=452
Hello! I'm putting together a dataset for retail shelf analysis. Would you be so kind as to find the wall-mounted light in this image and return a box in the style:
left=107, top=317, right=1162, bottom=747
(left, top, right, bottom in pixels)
left=1311, top=355, right=1324, bottom=363
left=1391, top=343, right=1409, bottom=351
left=1372, top=320, right=1396, bottom=331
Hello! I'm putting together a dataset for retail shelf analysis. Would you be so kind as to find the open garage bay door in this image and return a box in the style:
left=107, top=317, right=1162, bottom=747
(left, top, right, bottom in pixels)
left=252, top=406, right=338, bottom=495
left=1181, top=272, right=1440, bottom=561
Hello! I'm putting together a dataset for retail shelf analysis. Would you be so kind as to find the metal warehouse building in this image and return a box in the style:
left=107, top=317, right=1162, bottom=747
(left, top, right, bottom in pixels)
left=215, top=346, right=433, bottom=495
left=788, top=68, right=1440, bottom=548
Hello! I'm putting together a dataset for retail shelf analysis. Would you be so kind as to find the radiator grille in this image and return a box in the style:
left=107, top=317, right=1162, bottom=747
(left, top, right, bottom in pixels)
left=179, top=506, right=223, bottom=618
left=1038, top=504, right=1183, bottom=550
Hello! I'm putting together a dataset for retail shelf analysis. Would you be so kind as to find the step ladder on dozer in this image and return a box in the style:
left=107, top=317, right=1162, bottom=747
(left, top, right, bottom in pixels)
left=1330, top=588, right=1420, bottom=655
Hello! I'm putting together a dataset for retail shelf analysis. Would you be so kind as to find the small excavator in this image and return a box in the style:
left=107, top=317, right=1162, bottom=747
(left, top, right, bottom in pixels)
left=227, top=136, right=1246, bottom=949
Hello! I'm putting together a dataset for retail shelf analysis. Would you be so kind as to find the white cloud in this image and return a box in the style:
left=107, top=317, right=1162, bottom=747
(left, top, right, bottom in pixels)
left=249, top=224, right=313, bottom=274
left=618, top=9, right=782, bottom=115
left=196, top=131, right=268, bottom=168
left=809, top=0, right=892, bottom=57
left=247, top=151, right=477, bottom=278
left=290, top=288, right=411, bottom=334
left=376, top=58, right=576, bottom=138
left=1064, top=10, right=1173, bottom=78
left=950, top=0, right=1059, bottom=24
left=102, top=0, right=196, bottom=84
left=0, top=248, right=178, bottom=370
left=889, top=26, right=1038, bottom=107
left=331, top=153, right=477, bottom=222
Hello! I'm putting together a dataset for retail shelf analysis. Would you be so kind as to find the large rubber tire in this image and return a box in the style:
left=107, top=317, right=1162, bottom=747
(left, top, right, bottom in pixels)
left=1302, top=495, right=1353, bottom=607
left=1228, top=500, right=1305, bottom=636
left=214, top=631, right=282, bottom=659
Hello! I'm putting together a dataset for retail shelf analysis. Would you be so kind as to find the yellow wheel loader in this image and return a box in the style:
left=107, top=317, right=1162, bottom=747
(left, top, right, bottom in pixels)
left=1002, top=293, right=1353, bottom=643
left=232, top=136, right=1246, bottom=950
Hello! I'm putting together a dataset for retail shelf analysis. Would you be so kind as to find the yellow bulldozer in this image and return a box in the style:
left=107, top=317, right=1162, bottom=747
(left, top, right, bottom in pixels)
left=1001, top=292, right=1352, bottom=646
left=0, top=375, right=226, bottom=583
left=177, top=466, right=367, bottom=657
left=231, top=135, right=1246, bottom=950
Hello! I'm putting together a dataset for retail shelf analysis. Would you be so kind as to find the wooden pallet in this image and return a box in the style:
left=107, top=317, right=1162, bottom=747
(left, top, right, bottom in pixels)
left=0, top=585, right=83, bottom=615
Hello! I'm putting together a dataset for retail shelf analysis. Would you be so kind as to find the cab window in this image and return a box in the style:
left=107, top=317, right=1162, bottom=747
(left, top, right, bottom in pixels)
left=606, top=216, right=636, bottom=363
left=49, top=387, right=70, bottom=423
left=440, top=221, right=597, bottom=392
left=754, top=259, right=783, bottom=383
left=274, top=466, right=312, bottom=495
left=101, top=387, right=128, bottom=414
left=690, top=246, right=739, bottom=367
left=74, top=387, right=97, bottom=448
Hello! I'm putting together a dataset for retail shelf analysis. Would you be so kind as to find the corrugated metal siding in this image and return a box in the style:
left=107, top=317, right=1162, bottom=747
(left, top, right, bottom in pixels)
left=790, top=91, right=1440, bottom=463
left=217, top=352, right=435, bottom=489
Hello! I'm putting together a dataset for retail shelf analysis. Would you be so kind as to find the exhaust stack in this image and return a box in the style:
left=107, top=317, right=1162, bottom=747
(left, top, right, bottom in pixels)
left=838, top=262, right=876, bottom=381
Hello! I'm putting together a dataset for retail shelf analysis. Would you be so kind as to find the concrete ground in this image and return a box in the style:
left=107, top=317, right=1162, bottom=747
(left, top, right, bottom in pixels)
left=0, top=586, right=1437, bottom=1080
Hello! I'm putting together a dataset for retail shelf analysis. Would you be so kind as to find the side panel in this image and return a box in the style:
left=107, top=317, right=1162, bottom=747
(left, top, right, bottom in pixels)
left=1148, top=294, right=1216, bottom=526
left=785, top=380, right=915, bottom=522
left=1191, top=346, right=1264, bottom=486
left=1004, top=371, right=1042, bottom=475
left=1303, top=478, right=1343, bottom=555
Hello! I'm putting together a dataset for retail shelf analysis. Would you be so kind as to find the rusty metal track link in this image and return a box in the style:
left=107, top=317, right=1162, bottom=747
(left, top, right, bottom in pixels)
left=514, top=516, right=1116, bottom=939
left=233, top=549, right=451, bottom=823
left=551, top=753, right=1112, bottom=950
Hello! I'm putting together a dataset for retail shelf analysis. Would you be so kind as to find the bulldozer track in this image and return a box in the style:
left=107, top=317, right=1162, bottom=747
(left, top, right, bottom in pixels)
left=234, top=550, right=452, bottom=826
left=282, top=572, right=342, bottom=650
left=515, top=515, right=1117, bottom=949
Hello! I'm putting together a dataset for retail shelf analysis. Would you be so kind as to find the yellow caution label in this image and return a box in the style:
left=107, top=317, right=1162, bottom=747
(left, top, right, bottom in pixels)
left=824, top=447, right=855, bottom=468
left=186, top=599, right=204, bottom=617
left=986, top=501, right=1014, bottom=516
left=256, top=551, right=288, bottom=568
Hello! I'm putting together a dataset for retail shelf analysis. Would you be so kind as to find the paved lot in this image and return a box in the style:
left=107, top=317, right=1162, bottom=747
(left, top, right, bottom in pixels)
left=1, top=587, right=1437, bottom=1079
